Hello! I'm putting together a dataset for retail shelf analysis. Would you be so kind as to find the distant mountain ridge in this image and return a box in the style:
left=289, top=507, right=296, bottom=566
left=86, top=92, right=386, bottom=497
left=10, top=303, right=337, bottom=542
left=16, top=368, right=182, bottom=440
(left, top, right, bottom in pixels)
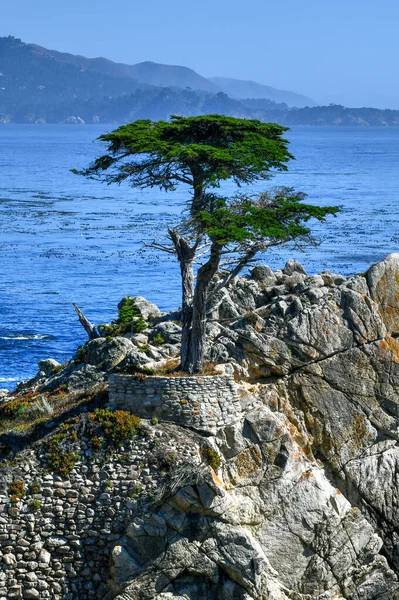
left=29, top=43, right=220, bottom=94
left=0, top=36, right=398, bottom=126
left=210, top=77, right=315, bottom=108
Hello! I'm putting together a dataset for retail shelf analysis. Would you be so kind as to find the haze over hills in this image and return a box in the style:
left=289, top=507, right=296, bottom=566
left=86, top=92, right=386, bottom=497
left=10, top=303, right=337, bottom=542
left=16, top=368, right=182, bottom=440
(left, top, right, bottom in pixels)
left=0, top=35, right=398, bottom=126
left=29, top=43, right=220, bottom=94
left=210, top=77, right=315, bottom=108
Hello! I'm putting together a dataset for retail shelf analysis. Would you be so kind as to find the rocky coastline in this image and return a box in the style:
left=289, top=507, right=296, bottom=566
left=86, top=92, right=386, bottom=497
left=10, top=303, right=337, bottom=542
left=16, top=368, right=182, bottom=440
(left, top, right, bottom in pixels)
left=2, top=254, right=399, bottom=598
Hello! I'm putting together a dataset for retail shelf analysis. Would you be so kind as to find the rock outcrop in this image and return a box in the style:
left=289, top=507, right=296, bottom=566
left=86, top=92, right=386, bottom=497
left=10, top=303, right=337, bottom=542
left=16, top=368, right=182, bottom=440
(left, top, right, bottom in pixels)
left=3, top=254, right=399, bottom=599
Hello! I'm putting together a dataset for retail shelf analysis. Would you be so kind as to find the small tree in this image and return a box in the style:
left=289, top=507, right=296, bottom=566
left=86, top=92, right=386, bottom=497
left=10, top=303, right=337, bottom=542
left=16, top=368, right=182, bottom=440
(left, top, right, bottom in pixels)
left=75, top=115, right=338, bottom=373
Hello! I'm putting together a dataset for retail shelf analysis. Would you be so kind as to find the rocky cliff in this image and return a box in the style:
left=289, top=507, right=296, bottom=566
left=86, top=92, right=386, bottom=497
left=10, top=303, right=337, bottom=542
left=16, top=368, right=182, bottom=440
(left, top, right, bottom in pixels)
left=2, top=254, right=399, bottom=599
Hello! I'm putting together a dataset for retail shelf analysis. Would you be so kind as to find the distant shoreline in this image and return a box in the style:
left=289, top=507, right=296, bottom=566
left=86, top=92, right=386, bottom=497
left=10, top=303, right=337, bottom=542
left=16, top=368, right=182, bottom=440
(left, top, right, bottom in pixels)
left=1, top=122, right=399, bottom=128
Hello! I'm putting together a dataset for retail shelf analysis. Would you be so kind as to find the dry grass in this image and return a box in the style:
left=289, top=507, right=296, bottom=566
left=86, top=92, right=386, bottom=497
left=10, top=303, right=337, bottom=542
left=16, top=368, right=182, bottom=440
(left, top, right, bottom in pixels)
left=0, top=383, right=108, bottom=436
left=153, top=360, right=218, bottom=378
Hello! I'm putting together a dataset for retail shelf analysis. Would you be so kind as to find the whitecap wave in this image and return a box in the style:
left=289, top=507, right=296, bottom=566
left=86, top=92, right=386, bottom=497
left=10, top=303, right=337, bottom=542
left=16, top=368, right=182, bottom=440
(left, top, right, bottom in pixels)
left=0, top=377, right=19, bottom=382
left=0, top=334, right=53, bottom=340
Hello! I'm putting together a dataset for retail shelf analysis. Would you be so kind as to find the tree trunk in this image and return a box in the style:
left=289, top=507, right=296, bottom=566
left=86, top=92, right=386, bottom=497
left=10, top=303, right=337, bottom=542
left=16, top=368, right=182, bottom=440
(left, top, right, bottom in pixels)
left=183, top=242, right=222, bottom=373
left=73, top=304, right=100, bottom=340
left=180, top=257, right=195, bottom=369
left=211, top=246, right=259, bottom=298
left=168, top=228, right=196, bottom=369
left=192, top=185, right=204, bottom=216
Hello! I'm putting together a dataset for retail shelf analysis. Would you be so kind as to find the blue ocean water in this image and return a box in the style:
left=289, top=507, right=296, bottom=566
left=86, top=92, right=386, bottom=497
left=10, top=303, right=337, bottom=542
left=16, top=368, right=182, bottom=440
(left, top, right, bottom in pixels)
left=1, top=125, right=399, bottom=389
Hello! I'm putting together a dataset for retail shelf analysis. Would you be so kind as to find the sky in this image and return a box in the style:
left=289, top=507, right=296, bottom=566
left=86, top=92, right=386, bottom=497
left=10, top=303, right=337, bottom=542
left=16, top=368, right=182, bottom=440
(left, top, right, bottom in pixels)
left=1, top=0, right=398, bottom=108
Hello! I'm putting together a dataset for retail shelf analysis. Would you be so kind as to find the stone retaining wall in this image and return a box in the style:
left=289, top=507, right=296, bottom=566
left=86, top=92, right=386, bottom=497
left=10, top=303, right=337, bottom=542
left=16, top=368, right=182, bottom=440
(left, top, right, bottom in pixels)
left=0, top=426, right=199, bottom=600
left=109, top=374, right=242, bottom=434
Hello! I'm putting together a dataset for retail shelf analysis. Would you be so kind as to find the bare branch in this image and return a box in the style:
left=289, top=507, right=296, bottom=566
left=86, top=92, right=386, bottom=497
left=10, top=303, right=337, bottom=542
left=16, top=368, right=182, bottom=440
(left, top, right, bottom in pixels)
left=73, top=304, right=100, bottom=340
left=141, top=240, right=176, bottom=254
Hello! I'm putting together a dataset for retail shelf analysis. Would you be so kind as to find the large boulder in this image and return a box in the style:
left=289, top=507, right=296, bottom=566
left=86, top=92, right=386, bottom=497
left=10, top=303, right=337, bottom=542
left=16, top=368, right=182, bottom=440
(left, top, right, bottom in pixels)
left=38, top=358, right=62, bottom=377
left=283, top=258, right=307, bottom=276
left=118, top=296, right=162, bottom=321
left=85, top=337, right=135, bottom=370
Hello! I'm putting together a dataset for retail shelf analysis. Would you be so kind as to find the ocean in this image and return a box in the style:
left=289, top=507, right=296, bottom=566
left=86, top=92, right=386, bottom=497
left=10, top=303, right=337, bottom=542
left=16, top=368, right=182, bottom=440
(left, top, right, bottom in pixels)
left=1, top=124, right=399, bottom=389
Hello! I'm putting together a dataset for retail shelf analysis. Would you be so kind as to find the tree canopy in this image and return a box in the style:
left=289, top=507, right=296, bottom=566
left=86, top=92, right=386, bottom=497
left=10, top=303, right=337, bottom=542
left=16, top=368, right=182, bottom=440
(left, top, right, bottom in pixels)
left=196, top=189, right=338, bottom=245
left=75, top=114, right=294, bottom=214
left=76, top=115, right=339, bottom=373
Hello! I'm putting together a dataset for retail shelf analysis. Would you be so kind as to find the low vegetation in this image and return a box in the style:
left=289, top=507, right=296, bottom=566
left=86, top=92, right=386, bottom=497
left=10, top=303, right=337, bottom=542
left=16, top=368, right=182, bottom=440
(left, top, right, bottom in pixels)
left=44, top=407, right=141, bottom=475
left=46, top=428, right=80, bottom=476
left=90, top=408, right=141, bottom=446
left=28, top=499, right=43, bottom=512
left=9, top=480, right=25, bottom=499
left=204, top=447, right=222, bottom=470
left=98, top=297, right=148, bottom=337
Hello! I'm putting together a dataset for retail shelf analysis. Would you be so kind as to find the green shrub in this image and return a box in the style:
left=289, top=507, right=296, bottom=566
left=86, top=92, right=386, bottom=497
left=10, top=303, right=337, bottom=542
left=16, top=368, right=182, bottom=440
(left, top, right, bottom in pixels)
left=150, top=417, right=159, bottom=426
left=129, top=483, right=143, bottom=499
left=47, top=432, right=79, bottom=476
left=28, top=499, right=42, bottom=512
left=132, top=316, right=147, bottom=333
left=30, top=483, right=41, bottom=495
left=98, top=297, right=148, bottom=337
left=117, top=297, right=136, bottom=329
left=152, top=333, right=165, bottom=345
left=91, top=435, right=102, bottom=452
left=0, top=395, right=35, bottom=420
left=204, top=447, right=222, bottom=470
left=9, top=481, right=25, bottom=498
left=118, top=297, right=148, bottom=333
left=98, top=323, right=119, bottom=337
left=91, top=408, right=140, bottom=446
left=74, top=345, right=87, bottom=364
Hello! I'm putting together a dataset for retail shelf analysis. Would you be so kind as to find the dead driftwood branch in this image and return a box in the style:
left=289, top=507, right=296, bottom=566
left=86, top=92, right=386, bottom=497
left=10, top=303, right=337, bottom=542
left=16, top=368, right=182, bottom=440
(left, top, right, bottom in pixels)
left=73, top=303, right=100, bottom=340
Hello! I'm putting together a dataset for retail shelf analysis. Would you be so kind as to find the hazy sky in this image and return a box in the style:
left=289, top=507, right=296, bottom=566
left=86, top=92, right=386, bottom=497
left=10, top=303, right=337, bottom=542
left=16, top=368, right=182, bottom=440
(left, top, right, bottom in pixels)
left=1, top=0, right=398, bottom=108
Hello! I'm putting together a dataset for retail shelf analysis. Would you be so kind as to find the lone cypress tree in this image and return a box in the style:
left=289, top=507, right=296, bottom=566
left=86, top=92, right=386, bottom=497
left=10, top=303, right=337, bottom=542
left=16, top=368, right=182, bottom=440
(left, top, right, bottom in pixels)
left=75, top=115, right=338, bottom=373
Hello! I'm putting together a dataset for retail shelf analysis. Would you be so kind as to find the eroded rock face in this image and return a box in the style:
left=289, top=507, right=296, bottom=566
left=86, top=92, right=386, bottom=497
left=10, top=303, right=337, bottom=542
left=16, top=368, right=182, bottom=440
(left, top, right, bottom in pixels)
left=5, top=254, right=399, bottom=599
left=110, top=404, right=398, bottom=600
left=104, top=255, right=399, bottom=600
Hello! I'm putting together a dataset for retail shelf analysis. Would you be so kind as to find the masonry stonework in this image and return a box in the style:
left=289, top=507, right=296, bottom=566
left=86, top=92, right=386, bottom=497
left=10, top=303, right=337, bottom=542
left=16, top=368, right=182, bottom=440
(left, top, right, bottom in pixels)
left=109, top=374, right=242, bottom=434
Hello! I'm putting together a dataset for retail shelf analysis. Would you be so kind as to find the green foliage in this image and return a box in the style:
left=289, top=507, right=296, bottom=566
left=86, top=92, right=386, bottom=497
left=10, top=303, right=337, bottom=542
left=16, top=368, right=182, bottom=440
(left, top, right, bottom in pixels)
left=91, top=435, right=102, bottom=452
left=104, top=480, right=114, bottom=489
left=92, top=408, right=141, bottom=446
left=74, top=345, right=87, bottom=364
left=76, top=115, right=339, bottom=375
left=133, top=316, right=148, bottom=333
left=129, top=483, right=143, bottom=499
left=47, top=431, right=79, bottom=476
left=9, top=481, right=25, bottom=499
left=204, top=447, right=222, bottom=470
left=30, top=483, right=41, bottom=495
left=118, top=296, right=137, bottom=329
left=99, top=297, right=148, bottom=337
left=150, top=417, right=159, bottom=426
left=28, top=499, right=42, bottom=512
left=166, top=452, right=177, bottom=465
left=0, top=393, right=36, bottom=420
left=196, top=188, right=339, bottom=246
left=98, top=323, right=118, bottom=336
left=75, top=115, right=292, bottom=210
left=152, top=333, right=165, bottom=346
